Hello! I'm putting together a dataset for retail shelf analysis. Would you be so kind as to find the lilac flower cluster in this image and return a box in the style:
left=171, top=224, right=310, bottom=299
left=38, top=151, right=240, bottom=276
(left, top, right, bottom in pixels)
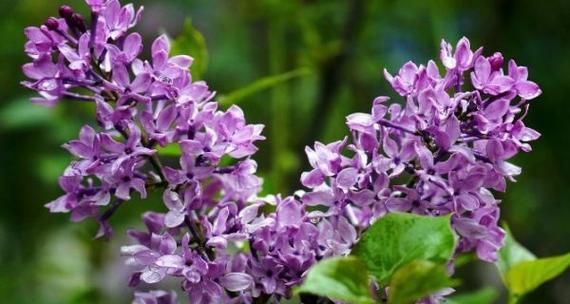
left=234, top=40, right=541, bottom=303
left=23, top=0, right=541, bottom=303
left=296, top=37, right=541, bottom=264
left=23, top=1, right=263, bottom=301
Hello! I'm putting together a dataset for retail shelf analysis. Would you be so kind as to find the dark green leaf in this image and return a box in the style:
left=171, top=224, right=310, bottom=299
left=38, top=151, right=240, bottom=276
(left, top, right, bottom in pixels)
left=446, top=287, right=498, bottom=304
left=388, top=260, right=457, bottom=304
left=219, top=67, right=312, bottom=105
left=171, top=18, right=208, bottom=80
left=353, top=213, right=456, bottom=284
left=294, top=256, right=374, bottom=304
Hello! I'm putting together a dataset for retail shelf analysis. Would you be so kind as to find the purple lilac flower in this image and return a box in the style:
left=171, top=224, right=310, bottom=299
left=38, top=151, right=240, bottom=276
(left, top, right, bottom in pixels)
left=22, top=0, right=266, bottom=301
left=240, top=36, right=540, bottom=301
left=297, top=38, right=540, bottom=266
left=294, top=40, right=540, bottom=266
left=133, top=290, right=177, bottom=304
left=23, top=0, right=541, bottom=302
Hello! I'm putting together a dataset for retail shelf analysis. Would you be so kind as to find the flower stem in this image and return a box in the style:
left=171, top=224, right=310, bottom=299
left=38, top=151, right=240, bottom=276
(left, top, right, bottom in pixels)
left=377, top=119, right=421, bottom=136
left=184, top=216, right=215, bottom=260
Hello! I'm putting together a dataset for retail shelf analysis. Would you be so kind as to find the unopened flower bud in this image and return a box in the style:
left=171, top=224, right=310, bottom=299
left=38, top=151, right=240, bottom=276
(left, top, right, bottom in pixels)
left=489, top=52, right=504, bottom=71
left=71, top=13, right=87, bottom=33
left=44, top=17, right=59, bottom=31
left=58, top=5, right=74, bottom=19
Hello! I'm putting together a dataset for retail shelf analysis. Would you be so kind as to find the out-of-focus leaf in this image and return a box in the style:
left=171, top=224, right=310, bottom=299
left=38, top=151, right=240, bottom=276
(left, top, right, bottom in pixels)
left=171, top=18, right=208, bottom=80
left=446, top=287, right=498, bottom=304
left=496, top=225, right=536, bottom=279
left=388, top=260, right=457, bottom=304
left=353, top=213, right=456, bottom=284
left=37, top=155, right=70, bottom=183
left=294, top=256, right=374, bottom=304
left=219, top=67, right=312, bottom=105
left=0, top=98, right=55, bottom=130
left=257, top=171, right=275, bottom=196
left=454, top=252, right=477, bottom=268
left=36, top=228, right=92, bottom=304
left=275, top=149, right=299, bottom=174
left=280, top=294, right=301, bottom=304
left=495, top=226, right=570, bottom=302
left=505, top=253, right=570, bottom=299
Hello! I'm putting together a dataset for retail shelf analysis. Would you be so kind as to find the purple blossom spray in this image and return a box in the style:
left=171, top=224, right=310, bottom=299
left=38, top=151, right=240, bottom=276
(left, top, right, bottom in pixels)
left=23, top=0, right=541, bottom=303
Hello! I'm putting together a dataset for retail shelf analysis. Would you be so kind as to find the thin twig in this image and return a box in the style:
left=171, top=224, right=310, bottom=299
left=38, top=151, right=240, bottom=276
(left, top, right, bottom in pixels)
left=98, top=198, right=124, bottom=223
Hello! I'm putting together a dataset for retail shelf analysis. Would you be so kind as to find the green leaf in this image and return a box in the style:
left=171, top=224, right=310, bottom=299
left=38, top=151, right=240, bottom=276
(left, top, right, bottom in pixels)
left=280, top=294, right=301, bottom=304
left=496, top=226, right=570, bottom=302
left=446, top=287, right=498, bottom=304
left=505, top=253, right=570, bottom=298
left=496, top=225, right=536, bottom=279
left=171, top=18, right=208, bottom=80
left=156, top=143, right=182, bottom=157
left=454, top=252, right=478, bottom=268
left=352, top=213, right=456, bottom=284
left=219, top=67, right=312, bottom=105
left=294, top=256, right=374, bottom=304
left=388, top=260, right=458, bottom=304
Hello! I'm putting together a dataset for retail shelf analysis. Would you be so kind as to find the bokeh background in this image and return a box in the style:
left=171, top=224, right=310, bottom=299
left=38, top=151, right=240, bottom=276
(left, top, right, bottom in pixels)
left=1, top=0, right=569, bottom=303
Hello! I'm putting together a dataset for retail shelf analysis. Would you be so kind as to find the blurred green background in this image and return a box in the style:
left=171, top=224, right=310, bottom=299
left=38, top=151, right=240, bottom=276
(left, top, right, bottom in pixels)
left=1, top=0, right=569, bottom=303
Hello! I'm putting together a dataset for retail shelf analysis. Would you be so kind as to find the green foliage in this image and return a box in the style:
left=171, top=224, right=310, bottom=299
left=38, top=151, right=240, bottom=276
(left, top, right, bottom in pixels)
left=353, top=213, right=456, bottom=284
left=170, top=18, right=208, bottom=80
left=496, top=226, right=570, bottom=303
left=446, top=287, right=498, bottom=304
left=219, top=67, right=312, bottom=105
left=297, top=214, right=460, bottom=303
left=0, top=98, right=55, bottom=129
left=505, top=253, right=570, bottom=301
left=35, top=228, right=94, bottom=304
left=496, top=226, right=536, bottom=279
left=454, top=252, right=477, bottom=268
left=388, top=260, right=457, bottom=304
left=37, top=155, right=71, bottom=183
left=294, top=256, right=374, bottom=304
left=155, top=143, right=182, bottom=157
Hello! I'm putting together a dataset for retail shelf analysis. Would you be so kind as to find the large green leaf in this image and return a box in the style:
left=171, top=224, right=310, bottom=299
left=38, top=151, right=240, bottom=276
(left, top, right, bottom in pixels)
left=446, top=287, right=498, bottom=304
left=496, top=226, right=536, bottom=279
left=219, top=67, right=312, bottom=105
left=505, top=253, right=570, bottom=299
left=388, top=260, right=457, bottom=304
left=170, top=18, right=208, bottom=80
left=294, top=256, right=374, bottom=304
left=352, top=213, right=456, bottom=284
